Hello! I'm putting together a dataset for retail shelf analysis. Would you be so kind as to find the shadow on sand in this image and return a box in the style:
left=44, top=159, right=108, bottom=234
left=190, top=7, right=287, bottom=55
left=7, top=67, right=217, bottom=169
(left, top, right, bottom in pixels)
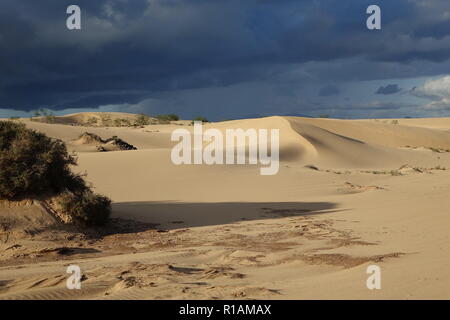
left=112, top=201, right=342, bottom=230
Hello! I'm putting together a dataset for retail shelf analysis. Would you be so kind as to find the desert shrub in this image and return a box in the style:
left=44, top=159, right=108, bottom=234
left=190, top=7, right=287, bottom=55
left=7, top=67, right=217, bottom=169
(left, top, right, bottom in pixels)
left=101, top=114, right=112, bottom=127
left=113, top=119, right=123, bottom=127
left=29, top=109, right=56, bottom=123
left=56, top=191, right=111, bottom=226
left=41, top=109, right=56, bottom=123
left=86, top=117, right=98, bottom=126
left=0, top=121, right=87, bottom=198
left=192, top=116, right=208, bottom=123
left=121, top=118, right=132, bottom=126
left=0, top=121, right=111, bottom=226
left=167, top=114, right=180, bottom=121
left=134, top=114, right=150, bottom=126
left=156, top=114, right=179, bottom=122
left=44, top=114, right=56, bottom=124
left=30, top=109, right=56, bottom=124
left=113, top=118, right=132, bottom=127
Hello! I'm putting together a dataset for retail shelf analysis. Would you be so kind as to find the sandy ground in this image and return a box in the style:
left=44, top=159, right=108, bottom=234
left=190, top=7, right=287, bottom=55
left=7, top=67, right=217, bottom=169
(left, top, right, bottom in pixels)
left=1, top=114, right=450, bottom=299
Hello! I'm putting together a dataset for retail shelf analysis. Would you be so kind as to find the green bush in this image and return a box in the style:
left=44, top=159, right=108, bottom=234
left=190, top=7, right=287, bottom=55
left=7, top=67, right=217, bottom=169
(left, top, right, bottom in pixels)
left=192, top=116, right=208, bottom=123
left=86, top=117, right=98, bottom=126
left=29, top=109, right=56, bottom=123
left=0, top=120, right=111, bottom=226
left=134, top=114, right=150, bottom=126
left=156, top=114, right=179, bottom=122
left=0, top=121, right=86, bottom=198
left=56, top=191, right=111, bottom=226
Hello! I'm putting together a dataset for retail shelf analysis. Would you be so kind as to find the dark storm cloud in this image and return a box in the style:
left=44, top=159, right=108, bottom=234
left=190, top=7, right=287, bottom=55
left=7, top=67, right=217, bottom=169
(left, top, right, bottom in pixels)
left=0, top=0, right=449, bottom=117
left=375, top=84, right=402, bottom=95
left=319, top=85, right=340, bottom=97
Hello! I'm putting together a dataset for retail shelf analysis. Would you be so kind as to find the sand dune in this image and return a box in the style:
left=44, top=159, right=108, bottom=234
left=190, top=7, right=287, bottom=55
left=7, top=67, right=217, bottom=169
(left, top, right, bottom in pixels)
left=1, top=114, right=450, bottom=299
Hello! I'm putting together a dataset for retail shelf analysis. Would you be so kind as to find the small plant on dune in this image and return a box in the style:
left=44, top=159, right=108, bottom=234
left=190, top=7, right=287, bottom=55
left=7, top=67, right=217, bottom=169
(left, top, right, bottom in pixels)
left=30, top=110, right=41, bottom=121
left=114, top=118, right=132, bottom=127
left=41, top=109, right=56, bottom=124
left=101, top=114, right=112, bottom=127
left=134, top=113, right=151, bottom=126
left=44, top=114, right=56, bottom=124
left=30, top=109, right=56, bottom=124
left=0, top=120, right=111, bottom=226
left=192, top=116, right=208, bottom=123
left=156, top=114, right=180, bottom=123
left=121, top=118, right=132, bottom=127
left=167, top=114, right=180, bottom=121
left=114, top=118, right=123, bottom=127
left=86, top=117, right=98, bottom=126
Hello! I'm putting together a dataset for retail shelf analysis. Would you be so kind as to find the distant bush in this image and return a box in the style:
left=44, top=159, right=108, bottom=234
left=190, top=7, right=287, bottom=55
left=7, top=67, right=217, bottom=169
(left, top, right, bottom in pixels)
left=0, top=120, right=110, bottom=226
left=134, top=114, right=151, bottom=126
left=156, top=114, right=180, bottom=122
left=114, top=119, right=123, bottom=127
left=122, top=119, right=132, bottom=126
left=30, top=108, right=56, bottom=124
left=86, top=117, right=98, bottom=126
left=113, top=118, right=132, bottom=127
left=192, top=116, right=208, bottom=123
left=100, top=114, right=113, bottom=127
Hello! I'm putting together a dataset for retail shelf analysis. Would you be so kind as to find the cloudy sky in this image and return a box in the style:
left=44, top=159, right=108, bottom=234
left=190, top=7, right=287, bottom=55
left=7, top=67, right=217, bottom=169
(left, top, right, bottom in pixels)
left=1, top=0, right=450, bottom=120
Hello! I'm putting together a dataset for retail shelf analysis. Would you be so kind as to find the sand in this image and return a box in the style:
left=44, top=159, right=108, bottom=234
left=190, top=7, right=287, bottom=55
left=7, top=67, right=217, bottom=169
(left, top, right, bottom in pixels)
left=0, top=113, right=449, bottom=299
